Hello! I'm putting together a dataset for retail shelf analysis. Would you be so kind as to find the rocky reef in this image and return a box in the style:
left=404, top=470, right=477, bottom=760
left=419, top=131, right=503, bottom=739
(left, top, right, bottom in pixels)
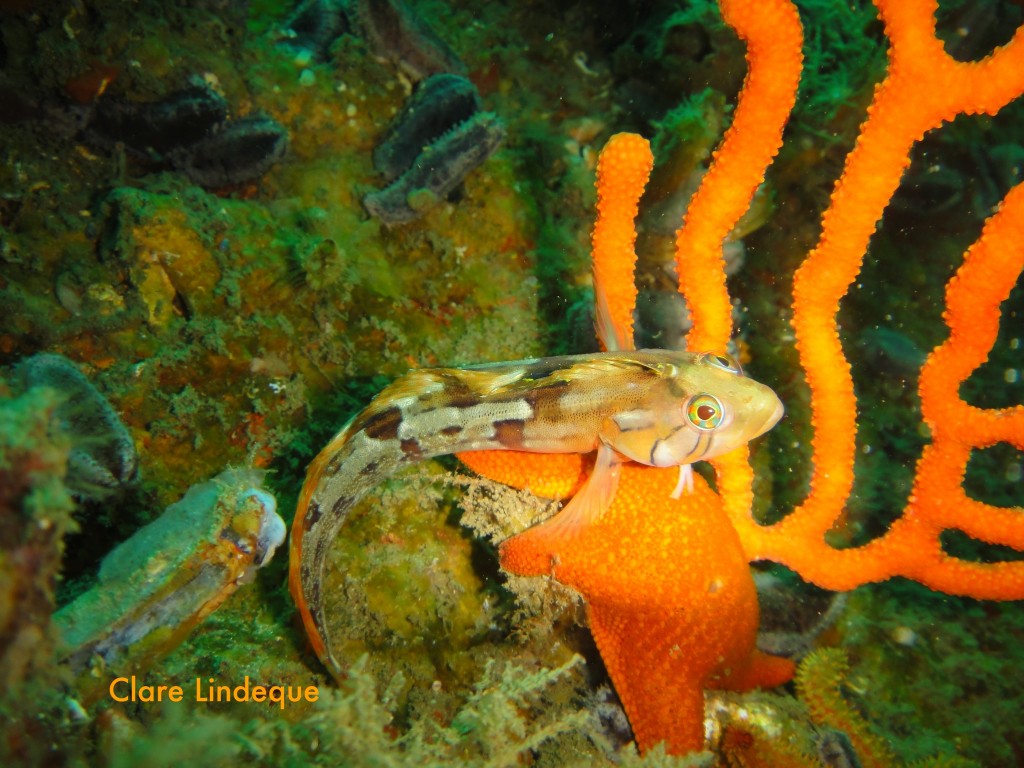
left=0, top=0, right=1022, bottom=765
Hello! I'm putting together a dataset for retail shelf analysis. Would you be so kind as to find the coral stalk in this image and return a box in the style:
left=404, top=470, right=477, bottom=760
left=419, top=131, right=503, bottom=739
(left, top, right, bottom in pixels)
left=729, top=0, right=1024, bottom=594
left=676, top=0, right=803, bottom=353
left=672, top=0, right=803, bottom=532
left=591, top=133, right=652, bottom=352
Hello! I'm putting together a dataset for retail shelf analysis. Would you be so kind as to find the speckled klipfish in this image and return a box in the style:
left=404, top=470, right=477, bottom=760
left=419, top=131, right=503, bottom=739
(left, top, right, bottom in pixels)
left=289, top=349, right=783, bottom=678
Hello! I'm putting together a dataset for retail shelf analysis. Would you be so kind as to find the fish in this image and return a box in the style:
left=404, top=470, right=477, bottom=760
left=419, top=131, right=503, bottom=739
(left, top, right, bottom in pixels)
left=288, top=349, right=784, bottom=677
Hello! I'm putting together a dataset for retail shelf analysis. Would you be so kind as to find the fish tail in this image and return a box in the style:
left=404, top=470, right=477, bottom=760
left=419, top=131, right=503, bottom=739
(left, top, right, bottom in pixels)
left=288, top=368, right=529, bottom=678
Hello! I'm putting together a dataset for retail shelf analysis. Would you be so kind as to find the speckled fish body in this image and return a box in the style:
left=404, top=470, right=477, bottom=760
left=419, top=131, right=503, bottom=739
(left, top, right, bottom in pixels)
left=289, top=349, right=783, bottom=676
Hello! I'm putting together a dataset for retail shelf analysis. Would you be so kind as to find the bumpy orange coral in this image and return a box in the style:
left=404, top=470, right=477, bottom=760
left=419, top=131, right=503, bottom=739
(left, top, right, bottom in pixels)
left=591, top=132, right=652, bottom=352
left=725, top=0, right=1024, bottom=593
left=676, top=0, right=803, bottom=354
left=674, top=0, right=804, bottom=540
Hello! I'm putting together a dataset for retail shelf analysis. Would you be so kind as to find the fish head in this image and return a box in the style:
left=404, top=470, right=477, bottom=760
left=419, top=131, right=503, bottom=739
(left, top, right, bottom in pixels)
left=605, top=351, right=783, bottom=467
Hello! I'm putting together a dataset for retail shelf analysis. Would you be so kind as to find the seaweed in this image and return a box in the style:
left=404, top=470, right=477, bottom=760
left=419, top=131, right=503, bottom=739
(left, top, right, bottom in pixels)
left=100, top=654, right=595, bottom=767
left=0, top=385, right=81, bottom=767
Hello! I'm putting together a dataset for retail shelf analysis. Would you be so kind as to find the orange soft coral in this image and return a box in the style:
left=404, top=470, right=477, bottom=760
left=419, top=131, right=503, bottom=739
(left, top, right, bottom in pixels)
left=752, top=181, right=1024, bottom=596
left=676, top=0, right=803, bottom=353
left=673, top=0, right=803, bottom=537
left=724, top=0, right=1024, bottom=593
left=591, top=132, right=652, bottom=352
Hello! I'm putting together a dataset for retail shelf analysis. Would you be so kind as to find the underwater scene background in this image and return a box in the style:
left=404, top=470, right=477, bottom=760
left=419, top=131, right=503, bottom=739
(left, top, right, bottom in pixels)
left=1, top=0, right=1023, bottom=765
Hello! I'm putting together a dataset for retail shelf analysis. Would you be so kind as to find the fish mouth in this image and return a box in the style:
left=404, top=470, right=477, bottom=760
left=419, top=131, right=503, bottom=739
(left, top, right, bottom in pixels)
left=753, top=393, right=785, bottom=438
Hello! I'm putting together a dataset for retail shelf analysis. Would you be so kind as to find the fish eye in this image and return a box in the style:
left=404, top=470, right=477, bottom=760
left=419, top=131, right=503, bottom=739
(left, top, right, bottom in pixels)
left=686, top=394, right=724, bottom=430
left=698, top=352, right=743, bottom=375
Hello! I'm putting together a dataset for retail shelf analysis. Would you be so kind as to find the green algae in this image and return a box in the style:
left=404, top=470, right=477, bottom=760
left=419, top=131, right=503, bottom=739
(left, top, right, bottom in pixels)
left=839, top=582, right=1024, bottom=765
left=0, top=385, right=81, bottom=766
left=99, top=654, right=598, bottom=768
left=318, top=463, right=504, bottom=691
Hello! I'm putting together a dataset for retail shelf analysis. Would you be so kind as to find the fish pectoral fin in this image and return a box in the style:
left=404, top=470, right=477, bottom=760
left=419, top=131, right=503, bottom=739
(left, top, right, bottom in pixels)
left=527, top=442, right=622, bottom=542
left=670, top=464, right=695, bottom=499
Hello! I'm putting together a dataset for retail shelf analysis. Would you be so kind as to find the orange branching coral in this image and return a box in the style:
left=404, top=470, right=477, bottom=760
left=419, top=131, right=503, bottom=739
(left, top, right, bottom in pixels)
left=673, top=0, right=803, bottom=534
left=591, top=132, right=652, bottom=352
left=725, top=0, right=1024, bottom=594
left=676, top=0, right=803, bottom=354
left=743, top=182, right=1024, bottom=594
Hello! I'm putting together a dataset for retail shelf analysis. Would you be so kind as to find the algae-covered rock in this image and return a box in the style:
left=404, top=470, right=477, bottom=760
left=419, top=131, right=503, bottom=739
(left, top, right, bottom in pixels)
left=319, top=463, right=511, bottom=691
left=102, top=187, right=224, bottom=330
left=0, top=385, right=79, bottom=766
